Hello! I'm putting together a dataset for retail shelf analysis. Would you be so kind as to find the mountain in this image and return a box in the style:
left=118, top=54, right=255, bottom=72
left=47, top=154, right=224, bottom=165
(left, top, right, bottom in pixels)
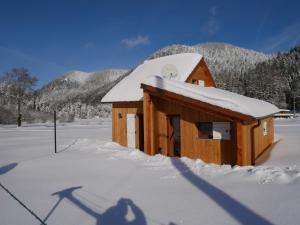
left=37, top=69, right=128, bottom=104
left=32, top=43, right=286, bottom=119
left=2, top=42, right=298, bottom=124
left=241, top=44, right=300, bottom=109
left=34, top=69, right=130, bottom=119
left=149, top=43, right=300, bottom=110
left=149, top=43, right=274, bottom=91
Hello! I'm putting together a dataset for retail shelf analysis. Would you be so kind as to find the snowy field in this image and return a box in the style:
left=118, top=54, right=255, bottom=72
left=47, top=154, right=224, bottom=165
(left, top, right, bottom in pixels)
left=0, top=118, right=300, bottom=225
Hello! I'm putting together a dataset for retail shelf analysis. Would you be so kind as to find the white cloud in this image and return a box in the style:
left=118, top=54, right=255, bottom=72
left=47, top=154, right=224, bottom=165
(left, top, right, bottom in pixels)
left=202, top=6, right=219, bottom=36
left=121, top=35, right=150, bottom=48
left=263, top=20, right=300, bottom=52
left=255, top=9, right=270, bottom=45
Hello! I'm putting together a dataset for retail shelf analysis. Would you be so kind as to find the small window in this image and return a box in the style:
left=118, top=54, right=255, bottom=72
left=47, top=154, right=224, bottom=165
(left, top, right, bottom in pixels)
left=196, top=122, right=213, bottom=139
left=213, top=122, right=231, bottom=140
left=263, top=121, right=268, bottom=136
left=196, top=122, right=231, bottom=140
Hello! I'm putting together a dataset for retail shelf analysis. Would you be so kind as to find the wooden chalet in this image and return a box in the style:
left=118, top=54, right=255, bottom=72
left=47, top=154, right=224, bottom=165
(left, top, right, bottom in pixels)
left=101, top=53, right=279, bottom=166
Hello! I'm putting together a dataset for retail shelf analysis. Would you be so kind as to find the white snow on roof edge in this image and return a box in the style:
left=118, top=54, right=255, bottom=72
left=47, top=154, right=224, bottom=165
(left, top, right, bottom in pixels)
left=142, top=76, right=279, bottom=119
left=101, top=53, right=203, bottom=103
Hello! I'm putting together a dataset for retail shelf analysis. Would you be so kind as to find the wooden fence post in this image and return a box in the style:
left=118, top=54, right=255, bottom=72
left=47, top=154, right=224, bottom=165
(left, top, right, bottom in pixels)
left=54, top=110, right=57, bottom=154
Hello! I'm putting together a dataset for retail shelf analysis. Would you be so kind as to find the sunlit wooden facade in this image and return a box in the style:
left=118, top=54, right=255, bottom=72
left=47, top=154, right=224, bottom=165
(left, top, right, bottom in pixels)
left=108, top=57, right=275, bottom=166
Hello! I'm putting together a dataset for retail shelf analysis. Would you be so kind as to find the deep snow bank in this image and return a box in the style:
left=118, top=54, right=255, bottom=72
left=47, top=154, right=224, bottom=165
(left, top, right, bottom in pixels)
left=73, top=139, right=300, bottom=185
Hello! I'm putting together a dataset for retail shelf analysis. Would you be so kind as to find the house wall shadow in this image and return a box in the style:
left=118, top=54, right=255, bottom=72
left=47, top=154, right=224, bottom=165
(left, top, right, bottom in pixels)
left=170, top=158, right=274, bottom=225
left=0, top=163, right=17, bottom=175
left=48, top=186, right=147, bottom=225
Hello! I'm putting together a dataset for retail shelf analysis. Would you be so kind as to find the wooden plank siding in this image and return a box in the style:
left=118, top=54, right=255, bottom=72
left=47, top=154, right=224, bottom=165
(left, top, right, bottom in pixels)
left=112, top=102, right=143, bottom=147
left=112, top=95, right=275, bottom=166
left=252, top=117, right=274, bottom=160
left=111, top=56, right=216, bottom=149
left=110, top=57, right=275, bottom=166
left=235, top=117, right=274, bottom=165
left=236, top=121, right=252, bottom=165
left=185, top=58, right=216, bottom=87
left=143, top=91, right=236, bottom=164
left=143, top=92, right=158, bottom=155
left=143, top=89, right=275, bottom=166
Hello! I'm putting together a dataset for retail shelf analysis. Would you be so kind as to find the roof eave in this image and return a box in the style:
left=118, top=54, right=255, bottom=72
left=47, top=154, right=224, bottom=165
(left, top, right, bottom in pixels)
left=141, top=83, right=260, bottom=123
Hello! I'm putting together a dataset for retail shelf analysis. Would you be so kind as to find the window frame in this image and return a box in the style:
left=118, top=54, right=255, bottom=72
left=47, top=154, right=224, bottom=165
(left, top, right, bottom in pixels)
left=196, top=122, right=231, bottom=140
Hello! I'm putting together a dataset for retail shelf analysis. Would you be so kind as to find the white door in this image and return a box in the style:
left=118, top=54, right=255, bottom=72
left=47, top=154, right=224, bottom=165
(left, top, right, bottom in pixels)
left=127, top=114, right=136, bottom=148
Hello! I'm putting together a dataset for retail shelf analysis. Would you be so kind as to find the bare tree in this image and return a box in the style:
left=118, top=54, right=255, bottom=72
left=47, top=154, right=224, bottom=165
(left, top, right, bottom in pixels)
left=1, top=68, right=37, bottom=126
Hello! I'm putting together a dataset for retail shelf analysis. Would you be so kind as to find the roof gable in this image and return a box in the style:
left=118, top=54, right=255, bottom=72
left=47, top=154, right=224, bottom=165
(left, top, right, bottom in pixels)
left=185, top=58, right=216, bottom=87
left=101, top=53, right=203, bottom=102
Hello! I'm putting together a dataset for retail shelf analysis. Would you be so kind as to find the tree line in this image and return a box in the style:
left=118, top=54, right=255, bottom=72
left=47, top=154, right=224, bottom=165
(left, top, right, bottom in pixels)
left=238, top=45, right=300, bottom=111
left=1, top=44, right=299, bottom=125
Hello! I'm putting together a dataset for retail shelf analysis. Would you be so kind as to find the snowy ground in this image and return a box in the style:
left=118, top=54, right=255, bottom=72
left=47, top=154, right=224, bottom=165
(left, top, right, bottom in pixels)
left=0, top=117, right=300, bottom=225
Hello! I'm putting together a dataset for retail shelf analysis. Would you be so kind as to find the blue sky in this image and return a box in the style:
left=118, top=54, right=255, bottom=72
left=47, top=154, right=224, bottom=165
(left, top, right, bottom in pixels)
left=1, top=0, right=300, bottom=87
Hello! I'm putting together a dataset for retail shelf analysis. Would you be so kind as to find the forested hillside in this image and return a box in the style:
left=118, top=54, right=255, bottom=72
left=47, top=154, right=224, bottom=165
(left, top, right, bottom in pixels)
left=34, top=69, right=130, bottom=119
left=0, top=69, right=129, bottom=123
left=241, top=45, right=300, bottom=109
left=1, top=42, right=299, bottom=124
left=149, top=43, right=274, bottom=92
left=150, top=43, right=300, bottom=110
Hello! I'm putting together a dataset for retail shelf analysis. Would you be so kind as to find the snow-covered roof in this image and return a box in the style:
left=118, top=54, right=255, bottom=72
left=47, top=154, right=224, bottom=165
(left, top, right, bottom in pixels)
left=143, top=76, right=279, bottom=119
left=101, top=53, right=203, bottom=102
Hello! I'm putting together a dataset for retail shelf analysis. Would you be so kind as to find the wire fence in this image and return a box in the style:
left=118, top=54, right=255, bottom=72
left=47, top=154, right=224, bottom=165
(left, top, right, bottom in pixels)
left=0, top=182, right=46, bottom=225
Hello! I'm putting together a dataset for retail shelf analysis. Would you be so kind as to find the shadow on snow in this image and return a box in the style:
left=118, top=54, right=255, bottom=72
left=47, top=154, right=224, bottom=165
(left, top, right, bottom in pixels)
left=0, top=162, right=17, bottom=175
left=0, top=159, right=275, bottom=225
left=45, top=186, right=147, bottom=225
left=170, top=158, right=274, bottom=225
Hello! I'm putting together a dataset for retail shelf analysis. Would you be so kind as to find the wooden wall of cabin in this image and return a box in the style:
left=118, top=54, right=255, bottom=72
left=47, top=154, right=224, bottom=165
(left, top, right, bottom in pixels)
left=112, top=99, right=274, bottom=165
left=252, top=117, right=274, bottom=160
left=112, top=102, right=143, bottom=148
left=147, top=96, right=236, bottom=165
left=185, top=58, right=216, bottom=87
left=235, top=117, right=275, bottom=165
left=235, top=121, right=252, bottom=166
